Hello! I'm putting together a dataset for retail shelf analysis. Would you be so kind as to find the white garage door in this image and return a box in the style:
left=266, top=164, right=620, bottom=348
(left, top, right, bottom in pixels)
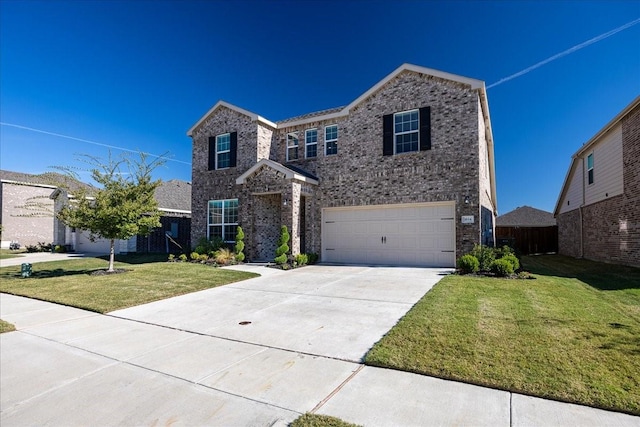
left=75, top=231, right=117, bottom=254
left=322, top=202, right=456, bottom=267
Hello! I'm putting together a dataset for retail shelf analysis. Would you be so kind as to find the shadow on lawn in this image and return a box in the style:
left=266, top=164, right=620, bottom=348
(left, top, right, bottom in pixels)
left=522, top=254, right=640, bottom=291
left=98, top=253, right=168, bottom=265
left=1, top=268, right=97, bottom=279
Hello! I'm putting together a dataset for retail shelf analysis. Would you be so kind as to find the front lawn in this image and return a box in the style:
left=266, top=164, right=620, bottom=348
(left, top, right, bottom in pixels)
left=0, top=254, right=259, bottom=313
left=0, top=249, right=25, bottom=260
left=0, top=319, right=16, bottom=333
left=365, top=255, right=640, bottom=415
left=290, top=414, right=361, bottom=427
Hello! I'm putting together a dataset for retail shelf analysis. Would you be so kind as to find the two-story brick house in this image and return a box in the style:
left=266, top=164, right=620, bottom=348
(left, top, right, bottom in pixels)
left=188, top=64, right=497, bottom=267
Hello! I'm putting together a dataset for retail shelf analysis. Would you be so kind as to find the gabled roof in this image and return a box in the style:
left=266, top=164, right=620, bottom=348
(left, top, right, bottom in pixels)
left=496, top=206, right=556, bottom=227
left=187, top=100, right=277, bottom=136
left=554, top=95, right=640, bottom=216
left=155, top=180, right=191, bottom=212
left=0, top=169, right=93, bottom=193
left=236, top=159, right=319, bottom=185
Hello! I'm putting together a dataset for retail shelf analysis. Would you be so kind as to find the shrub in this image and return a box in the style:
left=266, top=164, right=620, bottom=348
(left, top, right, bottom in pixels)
left=274, top=225, right=290, bottom=264
left=198, top=253, right=209, bottom=262
left=235, top=226, right=245, bottom=262
left=214, top=248, right=235, bottom=265
left=490, top=258, right=514, bottom=277
left=307, top=253, right=319, bottom=264
left=168, top=254, right=175, bottom=262
left=195, top=237, right=224, bottom=255
left=457, top=254, right=479, bottom=274
left=295, top=253, right=308, bottom=266
left=495, top=245, right=515, bottom=258
left=501, top=253, right=520, bottom=271
left=54, top=244, right=67, bottom=253
left=471, top=244, right=495, bottom=271
left=178, top=254, right=187, bottom=262
left=190, top=252, right=200, bottom=261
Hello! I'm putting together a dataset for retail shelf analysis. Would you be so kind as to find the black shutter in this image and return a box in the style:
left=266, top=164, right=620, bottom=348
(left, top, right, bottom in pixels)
left=419, top=106, right=431, bottom=151
left=383, top=114, right=394, bottom=156
left=229, top=132, right=237, bottom=168
left=208, top=136, right=216, bottom=170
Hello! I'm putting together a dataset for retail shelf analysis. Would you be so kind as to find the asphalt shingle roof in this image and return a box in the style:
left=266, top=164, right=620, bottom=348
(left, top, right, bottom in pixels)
left=155, top=179, right=191, bottom=212
left=0, top=169, right=93, bottom=193
left=496, top=206, right=556, bottom=227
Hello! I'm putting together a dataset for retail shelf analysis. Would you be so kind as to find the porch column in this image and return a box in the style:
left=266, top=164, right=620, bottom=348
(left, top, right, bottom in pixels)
left=281, top=181, right=302, bottom=256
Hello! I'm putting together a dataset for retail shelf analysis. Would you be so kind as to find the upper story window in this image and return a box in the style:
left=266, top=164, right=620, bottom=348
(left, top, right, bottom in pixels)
left=305, top=129, right=318, bottom=158
left=208, top=199, right=238, bottom=243
left=587, top=153, right=594, bottom=185
left=325, top=125, right=338, bottom=156
left=208, top=132, right=237, bottom=170
left=382, top=107, right=431, bottom=156
left=287, top=132, right=299, bottom=161
left=394, top=110, right=419, bottom=154
left=216, top=133, right=231, bottom=169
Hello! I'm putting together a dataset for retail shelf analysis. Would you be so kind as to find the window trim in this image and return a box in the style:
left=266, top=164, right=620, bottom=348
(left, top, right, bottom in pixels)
left=287, top=132, right=299, bottom=162
left=393, top=109, right=420, bottom=155
left=305, top=128, right=318, bottom=159
left=587, top=153, right=594, bottom=185
left=215, top=133, right=231, bottom=170
left=207, top=199, right=238, bottom=243
left=325, top=124, right=338, bottom=156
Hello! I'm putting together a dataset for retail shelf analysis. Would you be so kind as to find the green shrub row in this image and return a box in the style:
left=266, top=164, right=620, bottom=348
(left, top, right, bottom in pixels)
left=457, top=245, right=520, bottom=277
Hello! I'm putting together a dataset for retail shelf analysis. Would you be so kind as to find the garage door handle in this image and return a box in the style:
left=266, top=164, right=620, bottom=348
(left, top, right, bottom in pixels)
left=441, top=250, right=454, bottom=253
left=381, top=236, right=387, bottom=244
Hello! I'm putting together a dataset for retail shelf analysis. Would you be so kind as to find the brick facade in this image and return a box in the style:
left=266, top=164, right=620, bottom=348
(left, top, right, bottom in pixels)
left=620, top=103, right=640, bottom=266
left=557, top=208, right=581, bottom=258
left=190, top=66, right=497, bottom=264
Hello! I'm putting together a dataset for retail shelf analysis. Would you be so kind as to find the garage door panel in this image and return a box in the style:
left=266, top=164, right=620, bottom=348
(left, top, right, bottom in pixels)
left=322, top=203, right=456, bottom=267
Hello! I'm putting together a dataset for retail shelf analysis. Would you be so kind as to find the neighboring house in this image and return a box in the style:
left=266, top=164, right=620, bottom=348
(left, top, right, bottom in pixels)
left=0, top=170, right=89, bottom=248
left=496, top=206, right=557, bottom=255
left=51, top=179, right=192, bottom=254
left=554, top=95, right=639, bottom=267
left=135, top=179, right=192, bottom=253
left=188, top=63, right=497, bottom=267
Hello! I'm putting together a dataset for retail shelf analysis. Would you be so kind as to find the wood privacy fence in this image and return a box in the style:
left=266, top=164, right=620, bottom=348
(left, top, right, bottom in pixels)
left=495, top=226, right=558, bottom=255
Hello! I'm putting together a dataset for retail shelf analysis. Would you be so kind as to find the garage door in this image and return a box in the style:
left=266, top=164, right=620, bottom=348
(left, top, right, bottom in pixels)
left=322, top=202, right=455, bottom=267
left=75, top=231, right=116, bottom=254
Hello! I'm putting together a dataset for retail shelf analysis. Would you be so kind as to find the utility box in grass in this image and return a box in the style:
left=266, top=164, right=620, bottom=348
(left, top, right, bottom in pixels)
left=21, top=263, right=32, bottom=278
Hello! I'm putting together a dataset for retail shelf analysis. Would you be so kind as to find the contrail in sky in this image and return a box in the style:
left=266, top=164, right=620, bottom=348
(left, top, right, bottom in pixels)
left=487, top=18, right=640, bottom=89
left=0, top=122, right=191, bottom=165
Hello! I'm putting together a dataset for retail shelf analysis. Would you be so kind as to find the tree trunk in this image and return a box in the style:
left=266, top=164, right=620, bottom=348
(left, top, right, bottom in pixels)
left=108, top=239, right=115, bottom=272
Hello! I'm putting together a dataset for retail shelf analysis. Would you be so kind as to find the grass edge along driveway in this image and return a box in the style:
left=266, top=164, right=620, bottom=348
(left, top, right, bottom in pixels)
left=365, top=255, right=640, bottom=416
left=0, top=254, right=258, bottom=313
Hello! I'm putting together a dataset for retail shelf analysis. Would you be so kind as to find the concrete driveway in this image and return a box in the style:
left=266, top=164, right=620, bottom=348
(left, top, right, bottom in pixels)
left=111, top=264, right=449, bottom=362
left=3, top=265, right=638, bottom=426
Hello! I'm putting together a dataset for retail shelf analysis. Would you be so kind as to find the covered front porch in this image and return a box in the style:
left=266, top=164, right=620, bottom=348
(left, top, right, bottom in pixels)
left=236, top=159, right=318, bottom=262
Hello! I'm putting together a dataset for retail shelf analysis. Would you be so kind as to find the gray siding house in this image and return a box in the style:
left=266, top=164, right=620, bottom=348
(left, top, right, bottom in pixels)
left=188, top=64, right=497, bottom=267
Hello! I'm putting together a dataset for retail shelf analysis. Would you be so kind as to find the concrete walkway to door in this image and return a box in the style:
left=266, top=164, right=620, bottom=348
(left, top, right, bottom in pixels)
left=2, top=265, right=638, bottom=426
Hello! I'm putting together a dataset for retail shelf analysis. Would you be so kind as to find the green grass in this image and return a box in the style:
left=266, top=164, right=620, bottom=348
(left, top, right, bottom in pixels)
left=0, top=319, right=16, bottom=333
left=0, top=249, right=25, bottom=260
left=365, top=255, right=640, bottom=415
left=290, top=414, right=361, bottom=427
left=0, top=254, right=259, bottom=313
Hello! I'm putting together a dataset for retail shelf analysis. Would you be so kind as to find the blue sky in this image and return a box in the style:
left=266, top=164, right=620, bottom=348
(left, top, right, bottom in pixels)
left=1, top=0, right=638, bottom=215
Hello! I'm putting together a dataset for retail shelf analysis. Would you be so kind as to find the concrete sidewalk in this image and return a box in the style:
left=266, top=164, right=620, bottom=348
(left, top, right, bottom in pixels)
left=2, top=271, right=639, bottom=426
left=0, top=252, right=97, bottom=268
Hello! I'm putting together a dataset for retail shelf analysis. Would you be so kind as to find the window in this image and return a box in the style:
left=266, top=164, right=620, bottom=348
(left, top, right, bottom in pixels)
left=394, top=110, right=419, bottom=154
left=325, top=125, right=338, bottom=155
left=287, top=132, right=299, bottom=161
left=587, top=153, right=594, bottom=185
left=208, top=132, right=237, bottom=170
left=216, top=133, right=231, bottom=169
left=305, top=129, right=317, bottom=158
left=170, top=222, right=178, bottom=238
left=208, top=199, right=238, bottom=242
left=382, top=107, right=430, bottom=156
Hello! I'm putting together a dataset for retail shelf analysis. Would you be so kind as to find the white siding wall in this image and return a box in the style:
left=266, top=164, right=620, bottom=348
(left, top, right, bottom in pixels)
left=558, top=163, right=584, bottom=214
left=584, top=123, right=623, bottom=205
left=478, top=99, right=493, bottom=210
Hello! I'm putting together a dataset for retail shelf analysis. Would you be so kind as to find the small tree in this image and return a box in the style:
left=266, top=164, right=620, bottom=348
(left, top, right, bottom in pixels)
left=274, top=225, right=290, bottom=264
left=235, top=226, right=245, bottom=262
left=57, top=152, right=164, bottom=272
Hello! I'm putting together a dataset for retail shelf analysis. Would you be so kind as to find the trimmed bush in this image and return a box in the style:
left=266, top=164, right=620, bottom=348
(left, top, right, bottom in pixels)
left=190, top=252, right=200, bottom=261
left=471, top=244, right=495, bottom=271
left=168, top=254, right=175, bottom=262
left=235, top=226, right=245, bottom=262
left=457, top=254, right=480, bottom=274
left=178, top=254, right=187, bottom=262
left=490, top=258, right=514, bottom=277
left=501, top=253, right=520, bottom=271
left=307, top=253, right=319, bottom=264
left=274, top=225, right=290, bottom=264
left=295, top=253, right=308, bottom=266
